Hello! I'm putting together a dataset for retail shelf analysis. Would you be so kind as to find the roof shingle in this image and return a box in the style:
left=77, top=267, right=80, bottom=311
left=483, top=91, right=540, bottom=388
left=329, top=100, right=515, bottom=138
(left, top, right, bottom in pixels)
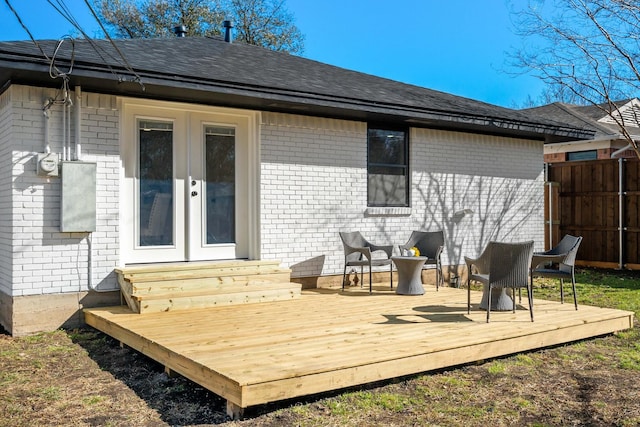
left=0, top=36, right=594, bottom=141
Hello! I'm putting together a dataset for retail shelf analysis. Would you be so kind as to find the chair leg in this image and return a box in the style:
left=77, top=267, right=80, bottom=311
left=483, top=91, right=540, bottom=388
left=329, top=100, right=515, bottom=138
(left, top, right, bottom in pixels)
left=369, top=266, right=372, bottom=294
left=467, top=278, right=471, bottom=314
left=559, top=278, right=565, bottom=303
left=512, top=288, right=516, bottom=314
left=529, top=272, right=534, bottom=310
left=571, top=271, right=578, bottom=310
left=524, top=268, right=533, bottom=305
left=342, top=265, right=347, bottom=291
left=528, top=285, right=535, bottom=322
left=389, top=263, right=393, bottom=289
left=486, top=287, right=492, bottom=323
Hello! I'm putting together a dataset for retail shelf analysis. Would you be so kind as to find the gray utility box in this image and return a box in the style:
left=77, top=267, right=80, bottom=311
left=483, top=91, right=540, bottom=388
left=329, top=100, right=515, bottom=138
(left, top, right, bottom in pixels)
left=60, top=161, right=97, bottom=232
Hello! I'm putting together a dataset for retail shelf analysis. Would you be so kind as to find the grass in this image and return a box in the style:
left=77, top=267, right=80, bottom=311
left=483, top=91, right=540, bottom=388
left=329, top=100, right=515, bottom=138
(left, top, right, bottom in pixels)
left=534, top=267, right=640, bottom=317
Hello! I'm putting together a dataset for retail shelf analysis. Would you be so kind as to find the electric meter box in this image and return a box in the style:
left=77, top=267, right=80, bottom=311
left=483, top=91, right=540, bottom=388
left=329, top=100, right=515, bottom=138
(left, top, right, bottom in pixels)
left=37, top=152, right=59, bottom=176
left=60, top=161, right=97, bottom=232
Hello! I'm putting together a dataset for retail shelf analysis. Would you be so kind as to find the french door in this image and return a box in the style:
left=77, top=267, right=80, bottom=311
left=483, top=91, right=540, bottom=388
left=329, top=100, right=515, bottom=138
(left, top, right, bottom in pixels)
left=121, top=100, right=259, bottom=264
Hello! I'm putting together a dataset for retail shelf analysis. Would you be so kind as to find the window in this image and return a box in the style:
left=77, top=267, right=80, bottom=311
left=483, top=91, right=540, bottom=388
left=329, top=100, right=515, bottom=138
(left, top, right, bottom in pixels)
left=367, top=126, right=409, bottom=207
left=567, top=150, right=597, bottom=161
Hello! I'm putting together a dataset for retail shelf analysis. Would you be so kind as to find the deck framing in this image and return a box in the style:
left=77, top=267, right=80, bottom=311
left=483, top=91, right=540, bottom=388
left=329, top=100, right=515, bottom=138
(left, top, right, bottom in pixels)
left=84, top=285, right=634, bottom=416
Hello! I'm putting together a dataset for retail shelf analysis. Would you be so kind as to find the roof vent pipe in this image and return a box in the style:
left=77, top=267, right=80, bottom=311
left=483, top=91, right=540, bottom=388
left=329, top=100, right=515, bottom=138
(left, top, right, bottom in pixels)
left=223, top=20, right=234, bottom=43
left=174, top=25, right=187, bottom=37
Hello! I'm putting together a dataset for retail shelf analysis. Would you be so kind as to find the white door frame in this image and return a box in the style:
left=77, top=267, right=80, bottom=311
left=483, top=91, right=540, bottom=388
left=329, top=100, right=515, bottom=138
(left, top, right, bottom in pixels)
left=119, top=98, right=261, bottom=265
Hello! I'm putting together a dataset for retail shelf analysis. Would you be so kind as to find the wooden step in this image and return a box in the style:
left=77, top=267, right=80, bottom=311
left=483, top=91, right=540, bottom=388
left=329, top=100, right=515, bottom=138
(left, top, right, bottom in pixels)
left=127, top=273, right=293, bottom=296
left=116, top=260, right=301, bottom=314
left=137, top=282, right=302, bottom=313
left=118, top=260, right=287, bottom=283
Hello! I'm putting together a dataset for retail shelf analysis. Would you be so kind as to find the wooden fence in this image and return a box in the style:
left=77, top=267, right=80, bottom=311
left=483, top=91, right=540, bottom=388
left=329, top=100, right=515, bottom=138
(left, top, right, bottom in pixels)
left=545, top=158, right=640, bottom=270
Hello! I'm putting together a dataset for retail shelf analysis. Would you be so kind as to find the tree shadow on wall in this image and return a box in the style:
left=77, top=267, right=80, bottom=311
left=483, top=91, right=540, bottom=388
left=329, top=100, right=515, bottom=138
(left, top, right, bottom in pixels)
left=414, top=172, right=542, bottom=269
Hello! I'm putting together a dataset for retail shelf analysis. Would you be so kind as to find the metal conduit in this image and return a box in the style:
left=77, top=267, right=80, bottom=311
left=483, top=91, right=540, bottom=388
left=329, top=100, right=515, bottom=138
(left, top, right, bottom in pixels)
left=612, top=144, right=630, bottom=270
left=618, top=157, right=624, bottom=270
left=545, top=163, right=554, bottom=250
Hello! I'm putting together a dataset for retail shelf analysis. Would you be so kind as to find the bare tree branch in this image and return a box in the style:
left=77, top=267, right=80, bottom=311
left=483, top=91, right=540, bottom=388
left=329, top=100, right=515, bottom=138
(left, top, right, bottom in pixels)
left=509, top=0, right=640, bottom=158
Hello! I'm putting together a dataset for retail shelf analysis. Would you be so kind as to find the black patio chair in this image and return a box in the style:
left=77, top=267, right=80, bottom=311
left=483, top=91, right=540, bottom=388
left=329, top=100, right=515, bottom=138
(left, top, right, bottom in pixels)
left=530, top=235, right=583, bottom=310
left=465, top=240, right=535, bottom=322
left=339, top=231, right=393, bottom=293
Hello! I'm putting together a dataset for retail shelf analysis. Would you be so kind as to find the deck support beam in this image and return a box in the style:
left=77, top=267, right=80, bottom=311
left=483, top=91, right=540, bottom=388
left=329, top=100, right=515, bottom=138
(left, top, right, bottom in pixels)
left=164, top=365, right=178, bottom=378
left=226, top=401, right=243, bottom=420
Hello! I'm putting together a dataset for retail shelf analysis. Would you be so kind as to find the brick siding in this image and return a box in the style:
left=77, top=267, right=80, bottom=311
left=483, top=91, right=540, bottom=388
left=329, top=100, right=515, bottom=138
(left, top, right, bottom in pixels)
left=260, top=113, right=545, bottom=278
left=8, top=86, right=120, bottom=298
left=2, top=89, right=545, bottom=294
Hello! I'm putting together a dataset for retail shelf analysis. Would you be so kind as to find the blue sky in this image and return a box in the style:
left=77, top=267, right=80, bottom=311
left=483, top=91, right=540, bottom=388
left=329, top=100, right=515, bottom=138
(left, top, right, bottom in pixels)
left=1, top=0, right=542, bottom=108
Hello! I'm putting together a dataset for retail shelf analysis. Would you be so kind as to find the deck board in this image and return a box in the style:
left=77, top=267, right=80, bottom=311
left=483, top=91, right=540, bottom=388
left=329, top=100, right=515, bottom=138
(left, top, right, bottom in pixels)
left=84, top=284, right=634, bottom=411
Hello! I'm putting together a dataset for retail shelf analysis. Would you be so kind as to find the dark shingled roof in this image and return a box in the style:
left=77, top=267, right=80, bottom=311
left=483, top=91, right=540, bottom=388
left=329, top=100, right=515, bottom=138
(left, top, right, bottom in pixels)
left=522, top=100, right=639, bottom=141
left=521, top=103, right=604, bottom=133
left=0, top=36, right=594, bottom=142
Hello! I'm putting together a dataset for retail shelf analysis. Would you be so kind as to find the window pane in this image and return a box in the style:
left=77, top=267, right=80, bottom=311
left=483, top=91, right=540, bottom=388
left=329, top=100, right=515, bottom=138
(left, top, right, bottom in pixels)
left=567, top=150, right=597, bottom=161
left=205, top=126, right=235, bottom=244
left=139, top=121, right=174, bottom=246
left=367, top=127, right=408, bottom=207
left=368, top=173, right=407, bottom=206
left=368, top=129, right=406, bottom=165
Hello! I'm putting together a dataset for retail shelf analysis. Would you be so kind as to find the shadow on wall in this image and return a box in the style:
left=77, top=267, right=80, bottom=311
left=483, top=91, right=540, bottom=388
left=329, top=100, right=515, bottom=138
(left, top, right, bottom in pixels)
left=414, top=172, right=542, bottom=270
left=290, top=255, right=326, bottom=282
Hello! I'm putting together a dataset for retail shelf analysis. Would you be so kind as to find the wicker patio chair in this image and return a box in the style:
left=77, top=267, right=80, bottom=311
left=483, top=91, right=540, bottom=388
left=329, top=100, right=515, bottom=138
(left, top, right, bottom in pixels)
left=530, top=235, right=583, bottom=310
left=398, top=230, right=445, bottom=290
left=339, top=231, right=393, bottom=293
left=465, top=240, right=535, bottom=323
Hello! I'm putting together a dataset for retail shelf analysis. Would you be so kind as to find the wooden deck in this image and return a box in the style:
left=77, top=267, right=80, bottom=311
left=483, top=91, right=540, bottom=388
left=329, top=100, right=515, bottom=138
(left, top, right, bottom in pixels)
left=84, top=284, right=634, bottom=418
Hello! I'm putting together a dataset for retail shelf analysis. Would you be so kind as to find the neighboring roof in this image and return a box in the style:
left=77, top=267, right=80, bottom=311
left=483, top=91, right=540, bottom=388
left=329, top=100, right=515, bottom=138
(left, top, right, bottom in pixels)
left=523, top=99, right=640, bottom=142
left=0, top=37, right=594, bottom=142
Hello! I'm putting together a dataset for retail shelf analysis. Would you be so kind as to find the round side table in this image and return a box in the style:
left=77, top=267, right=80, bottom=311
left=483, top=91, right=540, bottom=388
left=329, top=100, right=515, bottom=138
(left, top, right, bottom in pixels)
left=391, top=256, right=427, bottom=295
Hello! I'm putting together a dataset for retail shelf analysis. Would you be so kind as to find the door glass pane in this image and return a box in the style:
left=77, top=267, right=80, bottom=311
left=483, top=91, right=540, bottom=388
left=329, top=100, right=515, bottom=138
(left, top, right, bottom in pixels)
left=205, top=126, right=235, bottom=244
left=138, top=120, right=174, bottom=246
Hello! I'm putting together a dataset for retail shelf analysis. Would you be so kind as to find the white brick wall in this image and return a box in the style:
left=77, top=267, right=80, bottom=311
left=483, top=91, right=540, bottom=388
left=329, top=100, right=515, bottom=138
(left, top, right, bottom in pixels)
left=411, top=128, right=545, bottom=267
left=8, top=85, right=120, bottom=297
left=2, top=85, right=545, bottom=297
left=260, top=113, right=545, bottom=278
left=0, top=90, right=12, bottom=295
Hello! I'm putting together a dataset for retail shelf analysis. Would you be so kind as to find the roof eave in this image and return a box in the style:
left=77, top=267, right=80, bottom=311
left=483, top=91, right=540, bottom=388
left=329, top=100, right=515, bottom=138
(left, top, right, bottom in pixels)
left=0, top=59, right=593, bottom=142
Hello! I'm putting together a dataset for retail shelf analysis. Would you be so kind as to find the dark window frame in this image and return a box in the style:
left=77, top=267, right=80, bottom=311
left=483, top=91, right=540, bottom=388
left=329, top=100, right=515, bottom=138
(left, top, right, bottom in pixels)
left=366, top=125, right=410, bottom=207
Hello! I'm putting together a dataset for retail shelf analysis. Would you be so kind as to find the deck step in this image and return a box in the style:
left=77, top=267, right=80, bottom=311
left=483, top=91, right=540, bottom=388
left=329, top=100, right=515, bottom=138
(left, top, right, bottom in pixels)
left=116, top=260, right=300, bottom=314
left=137, top=282, right=301, bottom=313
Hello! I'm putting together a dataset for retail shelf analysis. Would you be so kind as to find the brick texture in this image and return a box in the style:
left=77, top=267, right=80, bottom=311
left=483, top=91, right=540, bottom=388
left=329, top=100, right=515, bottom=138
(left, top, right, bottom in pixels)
left=2, top=89, right=546, bottom=316
left=8, top=85, right=120, bottom=298
left=260, top=113, right=545, bottom=278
